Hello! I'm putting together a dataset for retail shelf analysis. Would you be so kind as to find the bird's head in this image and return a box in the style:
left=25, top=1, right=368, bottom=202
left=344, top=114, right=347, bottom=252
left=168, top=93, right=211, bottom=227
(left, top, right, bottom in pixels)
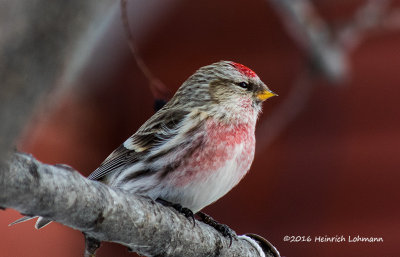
left=169, top=61, right=277, bottom=123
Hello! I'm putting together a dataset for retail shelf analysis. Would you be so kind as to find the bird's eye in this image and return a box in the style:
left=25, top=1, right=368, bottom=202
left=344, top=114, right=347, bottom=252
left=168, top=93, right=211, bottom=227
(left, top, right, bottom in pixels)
left=237, top=82, right=249, bottom=89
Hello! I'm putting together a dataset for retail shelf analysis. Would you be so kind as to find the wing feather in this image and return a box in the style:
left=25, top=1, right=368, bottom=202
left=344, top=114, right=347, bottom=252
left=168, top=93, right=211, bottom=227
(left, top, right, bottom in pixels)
left=87, top=109, right=189, bottom=181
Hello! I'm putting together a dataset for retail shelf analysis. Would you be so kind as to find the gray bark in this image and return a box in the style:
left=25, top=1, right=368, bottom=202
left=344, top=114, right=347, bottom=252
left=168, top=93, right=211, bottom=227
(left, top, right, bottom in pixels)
left=0, top=152, right=278, bottom=257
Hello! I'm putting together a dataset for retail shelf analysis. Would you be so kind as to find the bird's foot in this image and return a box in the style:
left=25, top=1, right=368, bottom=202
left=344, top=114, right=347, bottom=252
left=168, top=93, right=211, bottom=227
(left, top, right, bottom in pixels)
left=196, top=211, right=236, bottom=246
left=83, top=233, right=101, bottom=257
left=156, top=198, right=195, bottom=226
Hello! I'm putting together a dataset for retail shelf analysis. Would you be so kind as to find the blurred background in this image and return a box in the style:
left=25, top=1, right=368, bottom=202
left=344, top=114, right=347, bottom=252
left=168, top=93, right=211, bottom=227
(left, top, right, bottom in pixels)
left=1, top=0, right=400, bottom=256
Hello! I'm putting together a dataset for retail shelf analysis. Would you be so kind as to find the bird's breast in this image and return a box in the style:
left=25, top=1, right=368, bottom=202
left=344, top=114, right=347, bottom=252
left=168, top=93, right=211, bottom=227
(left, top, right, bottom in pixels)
left=161, top=118, right=256, bottom=211
left=173, top=119, right=256, bottom=187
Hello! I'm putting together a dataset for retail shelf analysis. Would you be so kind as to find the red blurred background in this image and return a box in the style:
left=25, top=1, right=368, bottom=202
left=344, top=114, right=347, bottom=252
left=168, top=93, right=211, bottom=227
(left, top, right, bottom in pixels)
left=1, top=0, right=400, bottom=256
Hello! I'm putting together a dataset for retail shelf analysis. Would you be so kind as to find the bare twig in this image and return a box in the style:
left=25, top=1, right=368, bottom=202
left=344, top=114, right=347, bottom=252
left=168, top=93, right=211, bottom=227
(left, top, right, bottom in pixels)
left=120, top=0, right=170, bottom=101
left=338, top=0, right=392, bottom=52
left=257, top=0, right=346, bottom=150
left=258, top=0, right=400, bottom=148
left=267, top=0, right=348, bottom=82
left=0, top=152, right=277, bottom=257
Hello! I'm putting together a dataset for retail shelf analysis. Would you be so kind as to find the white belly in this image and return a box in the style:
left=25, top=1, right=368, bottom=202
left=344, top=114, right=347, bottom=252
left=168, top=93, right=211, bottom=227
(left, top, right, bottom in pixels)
left=154, top=141, right=255, bottom=212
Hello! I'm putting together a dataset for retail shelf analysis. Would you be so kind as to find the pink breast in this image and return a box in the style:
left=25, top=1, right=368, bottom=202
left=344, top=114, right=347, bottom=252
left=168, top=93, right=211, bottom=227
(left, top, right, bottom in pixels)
left=173, top=119, right=255, bottom=186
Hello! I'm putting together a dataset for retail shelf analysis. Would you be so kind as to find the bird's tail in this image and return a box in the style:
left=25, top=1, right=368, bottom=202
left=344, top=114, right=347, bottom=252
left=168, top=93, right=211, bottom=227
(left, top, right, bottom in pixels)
left=9, top=216, right=52, bottom=229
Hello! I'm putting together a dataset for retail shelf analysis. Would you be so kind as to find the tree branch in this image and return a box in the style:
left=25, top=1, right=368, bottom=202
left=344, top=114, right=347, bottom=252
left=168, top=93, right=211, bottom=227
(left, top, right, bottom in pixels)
left=266, top=0, right=348, bottom=82
left=0, top=152, right=279, bottom=257
left=338, top=0, right=398, bottom=52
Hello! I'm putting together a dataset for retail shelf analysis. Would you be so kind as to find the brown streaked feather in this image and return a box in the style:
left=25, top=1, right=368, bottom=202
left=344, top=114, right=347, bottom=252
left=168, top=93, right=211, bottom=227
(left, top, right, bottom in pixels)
left=87, top=145, right=139, bottom=181
left=87, top=109, right=190, bottom=181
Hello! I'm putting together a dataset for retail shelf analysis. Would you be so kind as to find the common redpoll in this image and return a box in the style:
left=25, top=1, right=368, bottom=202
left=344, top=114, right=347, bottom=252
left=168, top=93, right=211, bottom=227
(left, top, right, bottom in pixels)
left=12, top=61, right=276, bottom=233
left=89, top=60, right=276, bottom=211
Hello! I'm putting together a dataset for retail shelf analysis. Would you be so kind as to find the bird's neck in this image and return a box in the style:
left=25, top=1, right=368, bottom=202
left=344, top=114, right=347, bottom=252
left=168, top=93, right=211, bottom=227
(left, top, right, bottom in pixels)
left=209, top=101, right=259, bottom=126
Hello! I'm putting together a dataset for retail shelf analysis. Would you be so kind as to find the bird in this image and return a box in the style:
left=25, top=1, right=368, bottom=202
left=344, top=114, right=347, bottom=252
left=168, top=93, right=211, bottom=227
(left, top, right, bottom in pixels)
left=11, top=60, right=276, bottom=235
left=87, top=60, right=276, bottom=213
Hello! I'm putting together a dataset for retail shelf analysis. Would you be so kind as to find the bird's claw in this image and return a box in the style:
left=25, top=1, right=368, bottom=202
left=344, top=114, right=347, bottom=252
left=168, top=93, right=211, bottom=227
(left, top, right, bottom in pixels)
left=215, top=223, right=236, bottom=246
left=156, top=198, right=195, bottom=227
left=172, top=203, right=195, bottom=227
left=196, top=211, right=236, bottom=246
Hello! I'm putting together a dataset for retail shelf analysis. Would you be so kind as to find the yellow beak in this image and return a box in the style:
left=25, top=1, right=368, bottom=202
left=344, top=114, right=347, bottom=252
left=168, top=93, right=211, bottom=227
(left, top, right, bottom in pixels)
left=257, top=89, right=278, bottom=101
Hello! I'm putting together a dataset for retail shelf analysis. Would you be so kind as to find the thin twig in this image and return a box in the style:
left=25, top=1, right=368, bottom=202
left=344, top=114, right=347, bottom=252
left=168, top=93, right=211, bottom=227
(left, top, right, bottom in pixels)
left=266, top=0, right=348, bottom=82
left=120, top=0, right=170, bottom=101
left=338, top=0, right=392, bottom=53
left=259, top=0, right=400, bottom=150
